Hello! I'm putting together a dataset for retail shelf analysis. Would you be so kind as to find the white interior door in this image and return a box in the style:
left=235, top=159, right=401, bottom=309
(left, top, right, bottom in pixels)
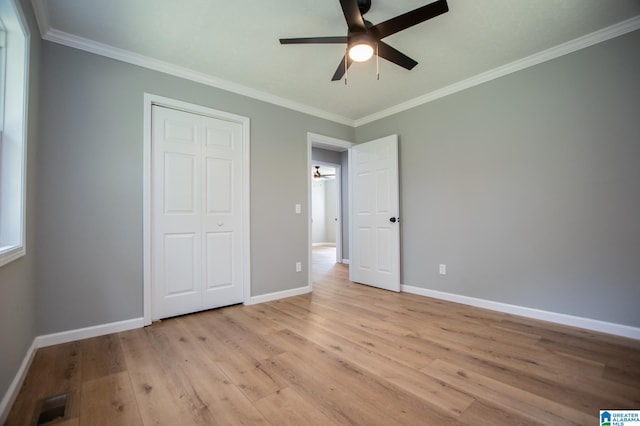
left=152, top=105, right=244, bottom=319
left=349, top=135, right=400, bottom=292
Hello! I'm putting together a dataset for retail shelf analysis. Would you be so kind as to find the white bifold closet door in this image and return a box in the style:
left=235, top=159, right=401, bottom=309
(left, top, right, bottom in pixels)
left=151, top=105, right=243, bottom=319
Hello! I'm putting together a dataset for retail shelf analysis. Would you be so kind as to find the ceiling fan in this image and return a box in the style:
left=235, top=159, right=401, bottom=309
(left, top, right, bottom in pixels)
left=279, top=0, right=449, bottom=81
left=313, top=166, right=336, bottom=179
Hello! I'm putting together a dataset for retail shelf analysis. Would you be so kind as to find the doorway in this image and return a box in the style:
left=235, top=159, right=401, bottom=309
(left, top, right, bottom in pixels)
left=311, top=163, right=340, bottom=275
left=307, top=133, right=354, bottom=290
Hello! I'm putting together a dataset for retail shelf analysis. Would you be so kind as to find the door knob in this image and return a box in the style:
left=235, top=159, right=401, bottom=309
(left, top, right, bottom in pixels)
left=389, top=217, right=399, bottom=223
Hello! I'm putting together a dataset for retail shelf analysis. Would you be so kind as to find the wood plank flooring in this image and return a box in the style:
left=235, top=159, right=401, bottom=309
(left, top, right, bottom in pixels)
left=6, top=246, right=640, bottom=425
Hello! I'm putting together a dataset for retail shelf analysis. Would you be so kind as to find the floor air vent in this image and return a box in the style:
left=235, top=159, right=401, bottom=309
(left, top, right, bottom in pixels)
left=33, top=393, right=69, bottom=425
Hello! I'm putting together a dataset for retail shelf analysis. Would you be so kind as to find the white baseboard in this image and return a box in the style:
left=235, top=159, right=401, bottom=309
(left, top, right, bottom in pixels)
left=248, top=285, right=311, bottom=305
left=1, top=317, right=145, bottom=421
left=401, top=285, right=640, bottom=340
left=341, top=259, right=350, bottom=264
left=35, top=317, right=145, bottom=348
left=0, top=339, right=37, bottom=424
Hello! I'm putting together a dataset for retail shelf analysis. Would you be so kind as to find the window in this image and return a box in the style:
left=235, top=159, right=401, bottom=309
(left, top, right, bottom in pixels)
left=0, top=0, right=29, bottom=268
left=0, top=22, right=6, bottom=128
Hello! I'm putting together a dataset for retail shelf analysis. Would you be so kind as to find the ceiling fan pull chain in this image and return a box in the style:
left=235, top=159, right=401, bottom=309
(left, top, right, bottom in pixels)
left=376, top=42, right=380, bottom=81
left=344, top=53, right=348, bottom=85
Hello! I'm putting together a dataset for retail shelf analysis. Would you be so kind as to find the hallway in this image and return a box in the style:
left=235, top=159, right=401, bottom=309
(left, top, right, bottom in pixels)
left=311, top=245, right=347, bottom=286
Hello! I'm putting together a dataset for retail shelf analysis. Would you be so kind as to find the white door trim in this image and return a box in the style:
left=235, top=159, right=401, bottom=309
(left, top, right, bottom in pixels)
left=307, top=132, right=354, bottom=290
left=143, top=93, right=251, bottom=325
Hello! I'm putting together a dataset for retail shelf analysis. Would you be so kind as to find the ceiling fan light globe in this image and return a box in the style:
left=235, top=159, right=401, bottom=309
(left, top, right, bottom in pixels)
left=349, top=43, right=374, bottom=62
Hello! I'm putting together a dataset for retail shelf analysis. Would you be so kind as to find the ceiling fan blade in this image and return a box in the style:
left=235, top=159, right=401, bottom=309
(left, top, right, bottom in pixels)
left=339, top=0, right=366, bottom=32
left=377, top=41, right=418, bottom=70
left=331, top=54, right=353, bottom=81
left=371, top=0, right=449, bottom=39
left=280, top=36, right=348, bottom=44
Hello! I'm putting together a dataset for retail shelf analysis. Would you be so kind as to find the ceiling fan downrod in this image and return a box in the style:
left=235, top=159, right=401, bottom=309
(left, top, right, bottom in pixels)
left=357, top=0, right=372, bottom=15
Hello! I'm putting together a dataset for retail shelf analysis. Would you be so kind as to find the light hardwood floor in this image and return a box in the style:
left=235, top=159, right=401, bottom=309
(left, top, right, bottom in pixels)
left=6, top=246, right=640, bottom=425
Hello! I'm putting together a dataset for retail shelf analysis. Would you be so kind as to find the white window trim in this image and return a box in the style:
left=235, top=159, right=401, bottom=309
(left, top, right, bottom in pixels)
left=0, top=0, right=29, bottom=268
left=0, top=27, right=6, bottom=130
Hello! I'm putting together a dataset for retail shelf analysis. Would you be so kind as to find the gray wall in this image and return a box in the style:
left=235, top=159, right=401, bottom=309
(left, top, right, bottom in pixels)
left=356, top=30, right=640, bottom=327
left=0, top=0, right=40, bottom=410
left=311, top=147, right=341, bottom=164
left=36, top=42, right=353, bottom=334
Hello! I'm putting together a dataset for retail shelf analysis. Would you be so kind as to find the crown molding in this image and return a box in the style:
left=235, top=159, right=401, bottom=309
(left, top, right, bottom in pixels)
left=355, top=15, right=640, bottom=127
left=30, top=0, right=355, bottom=127
left=30, top=0, right=639, bottom=129
left=43, top=28, right=355, bottom=126
left=30, top=0, right=49, bottom=38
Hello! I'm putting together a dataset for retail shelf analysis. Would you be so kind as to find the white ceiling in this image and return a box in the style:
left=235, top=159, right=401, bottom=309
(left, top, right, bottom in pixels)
left=32, top=0, right=640, bottom=125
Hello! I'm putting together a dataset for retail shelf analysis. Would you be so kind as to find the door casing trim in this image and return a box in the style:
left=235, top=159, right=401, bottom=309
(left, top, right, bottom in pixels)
left=143, top=93, right=251, bottom=325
